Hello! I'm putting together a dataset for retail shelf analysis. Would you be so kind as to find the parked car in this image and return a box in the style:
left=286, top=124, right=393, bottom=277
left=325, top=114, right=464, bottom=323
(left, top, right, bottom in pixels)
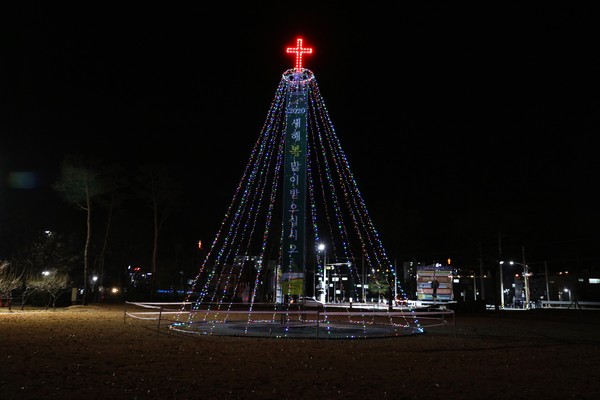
left=298, top=296, right=324, bottom=309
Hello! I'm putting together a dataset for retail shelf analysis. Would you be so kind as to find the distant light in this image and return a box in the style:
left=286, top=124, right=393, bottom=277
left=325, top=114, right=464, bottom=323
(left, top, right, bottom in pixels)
left=111, top=287, right=119, bottom=294
left=318, top=243, right=325, bottom=251
left=8, top=171, right=38, bottom=189
left=42, top=270, right=50, bottom=276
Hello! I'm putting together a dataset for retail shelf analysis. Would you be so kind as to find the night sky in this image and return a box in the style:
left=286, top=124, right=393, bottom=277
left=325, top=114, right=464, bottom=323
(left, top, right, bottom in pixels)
left=1, top=2, right=599, bottom=273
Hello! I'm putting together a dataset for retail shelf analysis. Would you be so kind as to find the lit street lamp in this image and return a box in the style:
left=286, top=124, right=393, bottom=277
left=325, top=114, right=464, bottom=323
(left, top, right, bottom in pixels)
left=499, top=261, right=505, bottom=308
left=91, top=275, right=98, bottom=302
left=563, top=287, right=571, bottom=302
left=507, top=261, right=530, bottom=309
left=318, top=243, right=326, bottom=303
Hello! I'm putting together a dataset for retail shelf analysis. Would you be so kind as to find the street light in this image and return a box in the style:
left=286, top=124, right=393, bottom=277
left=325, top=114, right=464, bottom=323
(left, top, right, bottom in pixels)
left=91, top=275, right=99, bottom=302
left=318, top=243, right=326, bottom=303
left=507, top=261, right=530, bottom=309
left=499, top=261, right=505, bottom=308
left=563, top=287, right=571, bottom=302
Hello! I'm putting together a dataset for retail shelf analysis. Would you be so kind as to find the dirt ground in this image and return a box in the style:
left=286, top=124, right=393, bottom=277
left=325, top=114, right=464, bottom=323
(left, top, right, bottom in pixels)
left=1, top=303, right=599, bottom=400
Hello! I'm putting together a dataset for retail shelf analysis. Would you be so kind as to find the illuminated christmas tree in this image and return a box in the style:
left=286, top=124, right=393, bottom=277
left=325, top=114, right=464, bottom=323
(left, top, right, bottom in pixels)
left=172, top=37, right=422, bottom=338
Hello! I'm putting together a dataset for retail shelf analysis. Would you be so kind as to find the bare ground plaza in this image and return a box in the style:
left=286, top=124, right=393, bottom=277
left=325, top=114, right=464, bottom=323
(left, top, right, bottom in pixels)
left=1, top=303, right=599, bottom=400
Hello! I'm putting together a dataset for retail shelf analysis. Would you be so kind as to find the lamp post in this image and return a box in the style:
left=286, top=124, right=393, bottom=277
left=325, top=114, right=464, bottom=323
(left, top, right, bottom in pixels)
left=91, top=275, right=98, bottom=303
left=507, top=261, right=530, bottom=309
left=361, top=254, right=366, bottom=303
left=318, top=243, right=326, bottom=303
left=523, top=264, right=530, bottom=309
left=499, top=261, right=505, bottom=308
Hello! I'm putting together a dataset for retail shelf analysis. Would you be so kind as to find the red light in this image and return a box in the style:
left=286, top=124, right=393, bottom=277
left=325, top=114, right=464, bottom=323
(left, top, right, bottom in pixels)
left=286, top=37, right=313, bottom=70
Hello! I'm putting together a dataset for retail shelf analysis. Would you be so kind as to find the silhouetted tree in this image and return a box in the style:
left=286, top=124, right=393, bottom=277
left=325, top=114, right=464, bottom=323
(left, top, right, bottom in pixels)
left=27, top=269, right=71, bottom=309
left=136, top=164, right=183, bottom=297
left=53, top=154, right=109, bottom=305
left=93, top=163, right=129, bottom=302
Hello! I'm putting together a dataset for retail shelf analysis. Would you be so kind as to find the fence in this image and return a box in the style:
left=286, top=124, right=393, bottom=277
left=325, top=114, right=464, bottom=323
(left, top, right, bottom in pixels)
left=540, top=300, right=600, bottom=310
left=123, top=301, right=456, bottom=338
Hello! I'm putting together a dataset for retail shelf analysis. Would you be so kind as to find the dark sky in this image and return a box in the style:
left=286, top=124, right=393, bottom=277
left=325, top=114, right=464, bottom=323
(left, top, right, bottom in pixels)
left=1, top=2, right=599, bottom=270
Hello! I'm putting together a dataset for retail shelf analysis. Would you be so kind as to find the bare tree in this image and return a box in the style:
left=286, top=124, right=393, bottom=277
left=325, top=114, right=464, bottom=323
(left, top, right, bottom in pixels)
left=53, top=154, right=109, bottom=305
left=8, top=230, right=79, bottom=309
left=27, top=269, right=71, bottom=310
left=0, top=261, right=23, bottom=310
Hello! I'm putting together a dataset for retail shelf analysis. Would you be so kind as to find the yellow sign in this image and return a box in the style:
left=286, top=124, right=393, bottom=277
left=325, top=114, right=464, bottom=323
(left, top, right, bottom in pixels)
left=282, top=278, right=304, bottom=295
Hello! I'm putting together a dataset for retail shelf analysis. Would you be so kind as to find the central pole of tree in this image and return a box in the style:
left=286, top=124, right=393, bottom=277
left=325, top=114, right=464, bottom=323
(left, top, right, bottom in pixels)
left=280, top=37, right=313, bottom=302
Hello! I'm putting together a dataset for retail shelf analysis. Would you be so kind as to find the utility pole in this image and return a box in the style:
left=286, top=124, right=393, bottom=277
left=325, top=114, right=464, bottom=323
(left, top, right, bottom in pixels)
left=478, top=242, right=485, bottom=300
left=544, top=260, right=550, bottom=301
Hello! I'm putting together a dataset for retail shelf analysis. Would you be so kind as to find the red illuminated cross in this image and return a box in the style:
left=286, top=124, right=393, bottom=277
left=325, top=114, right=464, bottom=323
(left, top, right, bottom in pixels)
left=286, top=37, right=313, bottom=70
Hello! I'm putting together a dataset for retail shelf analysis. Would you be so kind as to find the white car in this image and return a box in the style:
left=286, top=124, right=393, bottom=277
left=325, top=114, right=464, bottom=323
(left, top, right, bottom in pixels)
left=298, top=297, right=324, bottom=308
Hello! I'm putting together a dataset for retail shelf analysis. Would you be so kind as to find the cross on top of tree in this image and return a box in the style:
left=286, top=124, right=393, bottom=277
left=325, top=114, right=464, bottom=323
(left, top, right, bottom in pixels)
left=285, top=37, right=313, bottom=70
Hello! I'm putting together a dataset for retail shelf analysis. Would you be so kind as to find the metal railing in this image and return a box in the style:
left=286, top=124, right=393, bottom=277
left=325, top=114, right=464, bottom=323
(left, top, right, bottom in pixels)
left=123, top=301, right=455, bottom=338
